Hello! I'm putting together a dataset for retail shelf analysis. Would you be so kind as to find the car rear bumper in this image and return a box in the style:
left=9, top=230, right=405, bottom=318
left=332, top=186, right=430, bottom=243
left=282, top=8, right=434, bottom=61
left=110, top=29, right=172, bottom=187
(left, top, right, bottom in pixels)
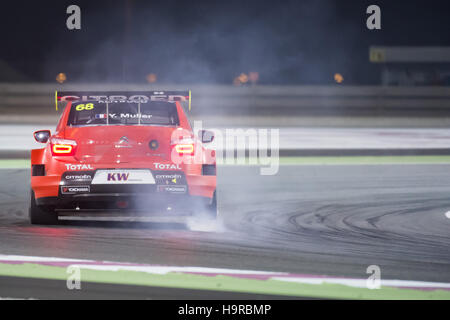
left=36, top=193, right=213, bottom=214
left=32, top=171, right=215, bottom=198
left=32, top=169, right=216, bottom=213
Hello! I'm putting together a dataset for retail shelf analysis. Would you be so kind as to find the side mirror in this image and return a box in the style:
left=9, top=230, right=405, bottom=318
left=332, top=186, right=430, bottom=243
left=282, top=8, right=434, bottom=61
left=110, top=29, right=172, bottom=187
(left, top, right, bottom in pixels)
left=34, top=130, right=51, bottom=143
left=199, top=130, right=214, bottom=143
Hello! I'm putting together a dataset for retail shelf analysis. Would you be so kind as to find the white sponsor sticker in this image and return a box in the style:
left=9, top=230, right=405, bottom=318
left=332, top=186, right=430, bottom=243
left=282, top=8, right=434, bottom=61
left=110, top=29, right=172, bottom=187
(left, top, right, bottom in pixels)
left=157, top=185, right=187, bottom=193
left=91, top=169, right=155, bottom=184
left=65, top=174, right=92, bottom=181
left=65, top=164, right=94, bottom=171
left=61, top=186, right=90, bottom=194
left=153, top=163, right=181, bottom=170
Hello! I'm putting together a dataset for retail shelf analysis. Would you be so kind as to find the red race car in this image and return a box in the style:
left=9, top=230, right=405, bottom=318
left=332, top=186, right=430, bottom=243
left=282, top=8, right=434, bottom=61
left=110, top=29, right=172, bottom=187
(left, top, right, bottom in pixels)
left=30, top=91, right=217, bottom=225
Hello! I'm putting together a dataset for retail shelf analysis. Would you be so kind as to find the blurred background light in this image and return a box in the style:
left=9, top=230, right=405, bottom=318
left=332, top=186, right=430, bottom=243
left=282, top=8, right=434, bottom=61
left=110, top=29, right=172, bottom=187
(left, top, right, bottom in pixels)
left=334, top=73, right=344, bottom=84
left=146, top=73, right=157, bottom=83
left=56, top=73, right=67, bottom=84
left=238, top=73, right=249, bottom=84
left=249, top=72, right=259, bottom=85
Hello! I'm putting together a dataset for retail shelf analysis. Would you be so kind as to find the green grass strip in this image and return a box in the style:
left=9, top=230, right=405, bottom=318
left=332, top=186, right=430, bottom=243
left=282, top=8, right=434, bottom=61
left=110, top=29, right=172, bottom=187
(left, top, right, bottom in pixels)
left=0, top=263, right=449, bottom=300
left=0, top=159, right=30, bottom=168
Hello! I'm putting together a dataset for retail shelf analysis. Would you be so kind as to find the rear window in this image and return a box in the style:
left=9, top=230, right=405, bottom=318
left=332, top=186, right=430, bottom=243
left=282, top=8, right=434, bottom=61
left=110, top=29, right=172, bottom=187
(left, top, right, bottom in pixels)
left=67, top=101, right=179, bottom=126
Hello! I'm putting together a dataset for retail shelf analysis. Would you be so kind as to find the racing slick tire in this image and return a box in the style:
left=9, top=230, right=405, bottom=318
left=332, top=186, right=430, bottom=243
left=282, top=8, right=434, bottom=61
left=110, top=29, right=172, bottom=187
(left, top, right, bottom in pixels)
left=205, top=191, right=218, bottom=219
left=29, top=190, right=59, bottom=225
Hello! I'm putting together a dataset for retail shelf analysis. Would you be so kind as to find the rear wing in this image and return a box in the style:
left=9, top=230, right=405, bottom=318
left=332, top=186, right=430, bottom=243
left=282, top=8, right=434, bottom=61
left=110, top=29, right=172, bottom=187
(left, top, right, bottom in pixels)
left=55, top=90, right=191, bottom=111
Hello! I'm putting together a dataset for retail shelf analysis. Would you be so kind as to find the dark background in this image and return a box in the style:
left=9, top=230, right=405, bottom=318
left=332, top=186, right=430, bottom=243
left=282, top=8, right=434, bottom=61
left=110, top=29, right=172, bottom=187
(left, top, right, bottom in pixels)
left=1, top=0, right=449, bottom=84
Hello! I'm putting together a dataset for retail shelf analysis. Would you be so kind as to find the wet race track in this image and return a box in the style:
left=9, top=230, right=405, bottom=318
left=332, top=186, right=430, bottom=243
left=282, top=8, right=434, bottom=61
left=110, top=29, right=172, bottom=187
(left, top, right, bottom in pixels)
left=0, top=164, right=449, bottom=288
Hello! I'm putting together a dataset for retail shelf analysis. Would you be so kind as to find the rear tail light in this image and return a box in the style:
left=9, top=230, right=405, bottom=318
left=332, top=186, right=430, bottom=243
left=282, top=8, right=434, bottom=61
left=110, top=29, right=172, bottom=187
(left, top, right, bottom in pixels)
left=174, top=143, right=194, bottom=154
left=171, top=137, right=195, bottom=156
left=50, top=138, right=77, bottom=156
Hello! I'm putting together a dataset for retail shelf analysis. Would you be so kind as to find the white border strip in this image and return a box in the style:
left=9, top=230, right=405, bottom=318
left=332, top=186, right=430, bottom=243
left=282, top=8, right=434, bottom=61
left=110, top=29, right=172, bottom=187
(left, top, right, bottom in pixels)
left=1, top=254, right=450, bottom=290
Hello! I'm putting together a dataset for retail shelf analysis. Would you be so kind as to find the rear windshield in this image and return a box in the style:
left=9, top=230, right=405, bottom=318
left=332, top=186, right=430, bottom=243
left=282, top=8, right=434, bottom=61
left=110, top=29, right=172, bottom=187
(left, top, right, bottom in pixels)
left=67, top=101, right=179, bottom=126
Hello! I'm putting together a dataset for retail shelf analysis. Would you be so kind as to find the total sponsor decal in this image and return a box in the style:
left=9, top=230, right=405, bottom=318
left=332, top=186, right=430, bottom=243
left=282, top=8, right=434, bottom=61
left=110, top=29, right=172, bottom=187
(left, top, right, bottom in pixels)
left=61, top=186, right=90, bottom=194
left=153, top=163, right=181, bottom=170
left=64, top=164, right=94, bottom=171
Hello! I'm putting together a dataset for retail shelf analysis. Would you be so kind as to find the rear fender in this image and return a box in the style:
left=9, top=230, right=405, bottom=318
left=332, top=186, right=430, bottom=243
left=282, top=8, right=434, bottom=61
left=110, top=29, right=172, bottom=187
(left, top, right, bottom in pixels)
left=31, top=148, right=60, bottom=199
left=31, top=148, right=46, bottom=177
left=31, top=148, right=46, bottom=165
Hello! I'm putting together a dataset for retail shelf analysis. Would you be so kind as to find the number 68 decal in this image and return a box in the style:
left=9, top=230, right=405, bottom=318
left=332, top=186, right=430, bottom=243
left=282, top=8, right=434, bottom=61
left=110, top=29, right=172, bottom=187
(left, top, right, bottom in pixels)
left=75, top=103, right=94, bottom=111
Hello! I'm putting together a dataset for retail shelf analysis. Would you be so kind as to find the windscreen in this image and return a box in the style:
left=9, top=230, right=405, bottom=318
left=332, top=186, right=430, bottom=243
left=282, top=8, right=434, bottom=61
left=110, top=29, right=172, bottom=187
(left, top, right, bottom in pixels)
left=67, top=101, right=179, bottom=126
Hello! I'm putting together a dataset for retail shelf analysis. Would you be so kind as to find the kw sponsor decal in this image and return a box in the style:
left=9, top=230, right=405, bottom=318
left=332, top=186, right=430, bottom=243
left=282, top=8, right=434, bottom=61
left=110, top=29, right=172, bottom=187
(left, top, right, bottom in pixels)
left=92, top=169, right=155, bottom=184
left=61, top=186, right=90, bottom=194
left=153, top=163, right=181, bottom=170
left=107, top=172, right=129, bottom=181
left=64, top=164, right=94, bottom=170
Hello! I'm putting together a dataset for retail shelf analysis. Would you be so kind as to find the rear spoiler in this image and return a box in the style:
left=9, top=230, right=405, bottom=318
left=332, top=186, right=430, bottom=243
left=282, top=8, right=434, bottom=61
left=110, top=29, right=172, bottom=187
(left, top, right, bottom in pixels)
left=55, top=90, right=191, bottom=111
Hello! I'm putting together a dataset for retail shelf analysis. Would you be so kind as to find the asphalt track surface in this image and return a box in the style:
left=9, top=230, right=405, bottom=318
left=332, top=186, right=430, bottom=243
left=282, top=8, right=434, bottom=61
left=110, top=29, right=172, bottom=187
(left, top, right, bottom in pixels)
left=0, top=164, right=450, bottom=297
left=0, top=276, right=296, bottom=300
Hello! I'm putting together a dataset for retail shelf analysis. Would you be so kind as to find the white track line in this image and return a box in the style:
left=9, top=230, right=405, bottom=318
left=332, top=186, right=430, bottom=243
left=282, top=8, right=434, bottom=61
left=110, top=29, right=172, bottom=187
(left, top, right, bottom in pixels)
left=272, top=277, right=450, bottom=289
left=1, top=254, right=450, bottom=290
left=0, top=255, right=86, bottom=262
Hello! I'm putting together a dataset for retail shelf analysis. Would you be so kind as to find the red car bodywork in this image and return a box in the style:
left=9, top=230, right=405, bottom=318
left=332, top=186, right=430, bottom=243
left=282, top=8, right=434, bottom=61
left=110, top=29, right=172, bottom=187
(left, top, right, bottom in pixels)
left=30, top=91, right=216, bottom=221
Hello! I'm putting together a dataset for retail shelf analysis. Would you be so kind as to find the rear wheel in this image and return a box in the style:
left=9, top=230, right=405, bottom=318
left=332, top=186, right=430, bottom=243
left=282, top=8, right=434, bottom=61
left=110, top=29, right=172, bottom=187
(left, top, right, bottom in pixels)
left=205, top=191, right=218, bottom=219
left=29, top=190, right=59, bottom=225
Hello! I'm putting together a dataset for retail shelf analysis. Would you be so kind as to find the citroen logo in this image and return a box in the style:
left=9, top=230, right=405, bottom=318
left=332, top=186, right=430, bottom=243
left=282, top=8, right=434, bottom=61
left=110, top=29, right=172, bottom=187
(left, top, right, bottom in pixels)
left=119, top=136, right=129, bottom=144
left=115, top=136, right=131, bottom=148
